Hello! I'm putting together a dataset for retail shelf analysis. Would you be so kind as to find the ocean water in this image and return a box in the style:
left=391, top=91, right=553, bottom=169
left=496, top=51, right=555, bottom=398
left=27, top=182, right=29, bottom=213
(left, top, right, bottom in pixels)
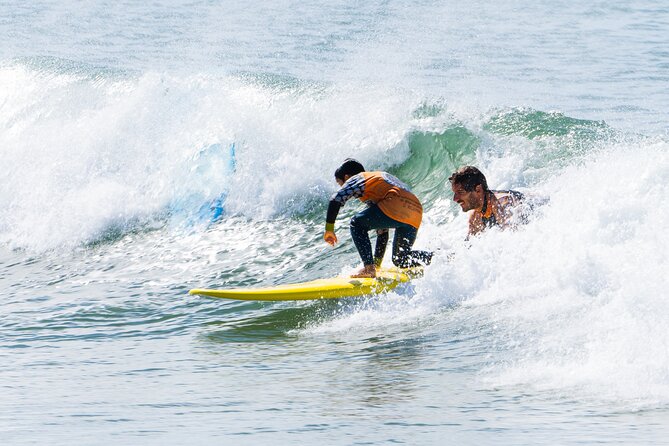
left=2, top=1, right=669, bottom=444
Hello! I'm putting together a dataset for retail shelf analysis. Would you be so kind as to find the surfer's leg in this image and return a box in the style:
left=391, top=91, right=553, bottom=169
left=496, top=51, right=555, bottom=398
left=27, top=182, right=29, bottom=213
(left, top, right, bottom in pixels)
left=350, top=222, right=374, bottom=266
left=374, top=229, right=389, bottom=267
left=391, top=226, right=417, bottom=268
left=350, top=205, right=395, bottom=271
left=392, top=226, right=433, bottom=268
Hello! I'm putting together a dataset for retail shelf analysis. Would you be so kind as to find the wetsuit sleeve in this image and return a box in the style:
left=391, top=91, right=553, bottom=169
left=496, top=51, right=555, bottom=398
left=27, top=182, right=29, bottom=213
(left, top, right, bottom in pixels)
left=325, top=174, right=366, bottom=231
left=325, top=200, right=342, bottom=231
left=332, top=174, right=366, bottom=204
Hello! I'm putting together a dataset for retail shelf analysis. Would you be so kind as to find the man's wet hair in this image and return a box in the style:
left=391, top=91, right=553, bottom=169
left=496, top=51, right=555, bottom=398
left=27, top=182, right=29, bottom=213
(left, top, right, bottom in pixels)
left=448, top=166, right=489, bottom=192
left=335, top=158, right=365, bottom=181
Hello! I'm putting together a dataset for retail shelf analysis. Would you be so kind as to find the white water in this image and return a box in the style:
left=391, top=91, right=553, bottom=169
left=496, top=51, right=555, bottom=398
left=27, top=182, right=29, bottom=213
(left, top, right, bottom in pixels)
left=2, top=1, right=669, bottom=444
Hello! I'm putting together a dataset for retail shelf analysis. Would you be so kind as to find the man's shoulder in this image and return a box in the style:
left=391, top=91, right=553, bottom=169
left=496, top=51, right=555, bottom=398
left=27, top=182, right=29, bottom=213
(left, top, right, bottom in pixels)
left=492, top=190, right=524, bottom=207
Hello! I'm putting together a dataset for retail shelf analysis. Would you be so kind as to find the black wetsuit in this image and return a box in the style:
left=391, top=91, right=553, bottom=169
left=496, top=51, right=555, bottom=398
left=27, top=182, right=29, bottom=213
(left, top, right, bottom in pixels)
left=326, top=172, right=432, bottom=268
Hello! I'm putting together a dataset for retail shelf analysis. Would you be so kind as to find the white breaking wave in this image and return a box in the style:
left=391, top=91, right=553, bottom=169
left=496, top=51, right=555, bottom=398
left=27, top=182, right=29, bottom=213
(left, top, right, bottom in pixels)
left=0, top=64, right=424, bottom=250
left=426, top=139, right=669, bottom=406
left=302, top=137, right=669, bottom=408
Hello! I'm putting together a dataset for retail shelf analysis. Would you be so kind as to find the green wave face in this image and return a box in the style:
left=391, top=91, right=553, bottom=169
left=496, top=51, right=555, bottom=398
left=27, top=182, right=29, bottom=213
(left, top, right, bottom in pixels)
left=482, top=107, right=616, bottom=171
left=484, top=108, right=611, bottom=140
left=389, top=106, right=616, bottom=210
left=391, top=126, right=481, bottom=204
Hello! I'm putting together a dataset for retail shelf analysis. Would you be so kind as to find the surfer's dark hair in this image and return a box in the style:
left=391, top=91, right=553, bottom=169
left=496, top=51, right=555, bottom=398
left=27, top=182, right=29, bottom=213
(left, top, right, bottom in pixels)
left=449, top=166, right=489, bottom=192
left=334, top=158, right=365, bottom=181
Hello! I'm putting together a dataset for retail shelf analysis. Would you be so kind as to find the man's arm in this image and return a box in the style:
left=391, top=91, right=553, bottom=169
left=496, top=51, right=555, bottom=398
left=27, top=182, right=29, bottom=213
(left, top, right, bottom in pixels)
left=468, top=212, right=484, bottom=237
left=323, top=174, right=365, bottom=245
left=324, top=200, right=342, bottom=245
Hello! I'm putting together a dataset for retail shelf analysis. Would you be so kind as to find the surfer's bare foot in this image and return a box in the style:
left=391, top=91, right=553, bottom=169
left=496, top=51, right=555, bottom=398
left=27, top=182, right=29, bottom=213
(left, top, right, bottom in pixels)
left=351, top=265, right=376, bottom=278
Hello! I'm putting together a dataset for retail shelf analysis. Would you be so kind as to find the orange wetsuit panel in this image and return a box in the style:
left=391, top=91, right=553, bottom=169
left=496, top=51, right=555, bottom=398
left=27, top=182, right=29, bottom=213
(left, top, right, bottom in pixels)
left=330, top=171, right=423, bottom=228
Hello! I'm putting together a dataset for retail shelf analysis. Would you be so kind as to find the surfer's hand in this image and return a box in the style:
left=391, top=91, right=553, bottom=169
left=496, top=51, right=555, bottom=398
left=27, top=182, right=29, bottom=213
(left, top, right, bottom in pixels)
left=324, top=230, right=337, bottom=246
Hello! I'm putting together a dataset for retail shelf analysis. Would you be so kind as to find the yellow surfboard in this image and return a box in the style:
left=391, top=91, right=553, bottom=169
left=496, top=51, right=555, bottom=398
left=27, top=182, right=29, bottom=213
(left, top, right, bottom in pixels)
left=189, top=267, right=422, bottom=301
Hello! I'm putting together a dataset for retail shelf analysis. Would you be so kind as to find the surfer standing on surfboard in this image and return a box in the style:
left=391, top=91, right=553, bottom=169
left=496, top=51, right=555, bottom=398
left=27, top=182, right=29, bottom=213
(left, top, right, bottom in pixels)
left=324, top=159, right=432, bottom=278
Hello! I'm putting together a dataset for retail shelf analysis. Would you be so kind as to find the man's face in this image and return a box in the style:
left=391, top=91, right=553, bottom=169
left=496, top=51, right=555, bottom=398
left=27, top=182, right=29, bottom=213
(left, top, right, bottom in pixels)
left=451, top=183, right=483, bottom=212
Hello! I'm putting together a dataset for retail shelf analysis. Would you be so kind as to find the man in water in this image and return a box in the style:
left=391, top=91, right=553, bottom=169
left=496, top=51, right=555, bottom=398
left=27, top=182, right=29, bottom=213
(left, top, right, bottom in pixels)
left=449, top=166, right=528, bottom=238
left=324, top=159, right=432, bottom=278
